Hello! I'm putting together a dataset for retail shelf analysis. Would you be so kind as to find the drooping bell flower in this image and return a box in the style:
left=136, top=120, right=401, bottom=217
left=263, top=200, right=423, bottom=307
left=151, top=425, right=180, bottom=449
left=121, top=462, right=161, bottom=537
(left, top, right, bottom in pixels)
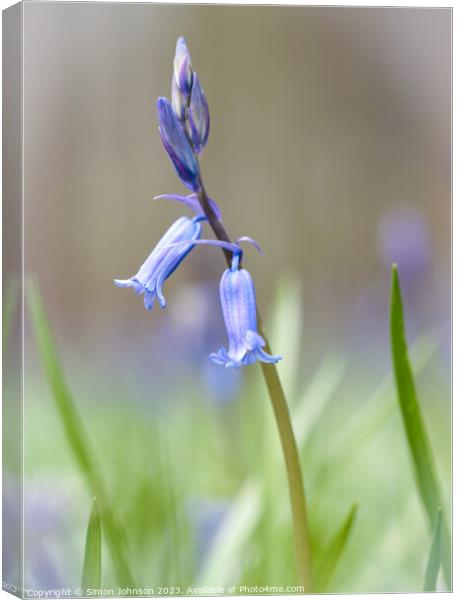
left=210, top=252, right=282, bottom=368
left=157, top=97, right=200, bottom=191
left=188, top=73, right=210, bottom=154
left=114, top=216, right=204, bottom=310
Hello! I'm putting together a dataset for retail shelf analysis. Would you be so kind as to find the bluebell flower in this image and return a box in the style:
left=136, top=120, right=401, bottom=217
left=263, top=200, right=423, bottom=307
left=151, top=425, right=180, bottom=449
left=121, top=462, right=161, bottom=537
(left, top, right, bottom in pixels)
left=114, top=216, right=204, bottom=310
left=209, top=251, right=282, bottom=368
left=188, top=73, right=210, bottom=154
left=173, top=37, right=193, bottom=95
left=157, top=97, right=200, bottom=191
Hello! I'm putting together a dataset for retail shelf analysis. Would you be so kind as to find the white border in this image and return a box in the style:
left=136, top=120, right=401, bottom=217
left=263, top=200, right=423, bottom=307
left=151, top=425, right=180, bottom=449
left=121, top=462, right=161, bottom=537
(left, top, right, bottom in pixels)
left=0, top=2, right=453, bottom=599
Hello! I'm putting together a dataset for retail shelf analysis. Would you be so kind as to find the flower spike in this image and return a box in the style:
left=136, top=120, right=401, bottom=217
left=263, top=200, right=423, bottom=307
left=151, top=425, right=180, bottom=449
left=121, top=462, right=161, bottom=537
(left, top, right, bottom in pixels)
left=157, top=97, right=200, bottom=191
left=114, top=216, right=202, bottom=310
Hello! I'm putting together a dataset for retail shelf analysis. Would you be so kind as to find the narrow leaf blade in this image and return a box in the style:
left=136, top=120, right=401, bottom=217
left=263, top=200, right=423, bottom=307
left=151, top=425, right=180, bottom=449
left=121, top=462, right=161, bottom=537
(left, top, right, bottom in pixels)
left=313, top=503, right=358, bottom=592
left=423, top=507, right=442, bottom=592
left=390, top=265, right=451, bottom=588
left=27, top=280, right=135, bottom=586
left=82, top=498, right=102, bottom=592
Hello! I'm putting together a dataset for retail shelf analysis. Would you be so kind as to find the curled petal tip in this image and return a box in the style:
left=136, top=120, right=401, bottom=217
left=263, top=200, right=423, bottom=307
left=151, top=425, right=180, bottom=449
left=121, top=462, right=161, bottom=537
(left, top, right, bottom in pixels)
left=236, top=236, right=263, bottom=254
left=114, top=278, right=132, bottom=288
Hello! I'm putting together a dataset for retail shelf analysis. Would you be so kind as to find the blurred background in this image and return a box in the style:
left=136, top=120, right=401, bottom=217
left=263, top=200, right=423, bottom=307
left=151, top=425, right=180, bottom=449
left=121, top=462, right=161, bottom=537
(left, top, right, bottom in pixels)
left=4, top=3, right=451, bottom=595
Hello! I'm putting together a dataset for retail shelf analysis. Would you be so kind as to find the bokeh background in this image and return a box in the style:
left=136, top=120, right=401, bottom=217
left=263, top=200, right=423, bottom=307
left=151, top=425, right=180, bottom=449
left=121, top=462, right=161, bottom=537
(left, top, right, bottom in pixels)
left=4, top=3, right=452, bottom=595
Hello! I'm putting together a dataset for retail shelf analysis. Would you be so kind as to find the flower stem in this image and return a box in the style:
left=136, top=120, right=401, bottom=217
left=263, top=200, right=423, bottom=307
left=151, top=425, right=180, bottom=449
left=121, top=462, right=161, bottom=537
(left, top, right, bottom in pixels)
left=257, top=319, right=312, bottom=591
left=195, top=178, right=313, bottom=591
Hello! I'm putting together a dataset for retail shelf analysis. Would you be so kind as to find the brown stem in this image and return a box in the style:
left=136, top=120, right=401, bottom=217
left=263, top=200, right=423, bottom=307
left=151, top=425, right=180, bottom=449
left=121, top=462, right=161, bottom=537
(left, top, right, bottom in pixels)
left=196, top=177, right=234, bottom=266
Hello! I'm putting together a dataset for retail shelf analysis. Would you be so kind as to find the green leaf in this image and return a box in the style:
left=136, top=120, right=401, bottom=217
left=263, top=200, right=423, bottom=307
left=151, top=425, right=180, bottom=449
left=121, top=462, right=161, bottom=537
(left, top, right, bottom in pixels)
left=315, top=330, right=440, bottom=492
left=423, top=507, right=442, bottom=591
left=390, top=265, right=451, bottom=588
left=27, top=280, right=135, bottom=587
left=82, top=498, right=102, bottom=592
left=313, top=503, right=358, bottom=591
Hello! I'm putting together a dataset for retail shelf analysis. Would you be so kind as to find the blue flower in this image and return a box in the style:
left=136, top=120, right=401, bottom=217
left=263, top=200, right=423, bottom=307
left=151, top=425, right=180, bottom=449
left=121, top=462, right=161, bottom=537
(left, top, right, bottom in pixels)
left=188, top=73, right=210, bottom=154
left=157, top=97, right=200, bottom=191
left=114, top=216, right=203, bottom=310
left=210, top=252, right=282, bottom=368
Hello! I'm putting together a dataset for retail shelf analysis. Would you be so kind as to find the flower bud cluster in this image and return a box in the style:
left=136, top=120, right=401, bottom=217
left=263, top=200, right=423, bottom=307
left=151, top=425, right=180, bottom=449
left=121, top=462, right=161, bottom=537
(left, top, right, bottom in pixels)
left=157, top=38, right=210, bottom=191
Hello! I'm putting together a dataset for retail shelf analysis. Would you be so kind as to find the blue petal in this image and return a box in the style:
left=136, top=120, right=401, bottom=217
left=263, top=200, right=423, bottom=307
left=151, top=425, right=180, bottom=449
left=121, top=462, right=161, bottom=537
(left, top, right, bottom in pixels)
left=244, top=330, right=266, bottom=350
left=143, top=291, right=156, bottom=311
left=255, top=348, right=282, bottom=364
left=114, top=278, right=133, bottom=288
left=155, top=268, right=169, bottom=309
left=209, top=348, right=230, bottom=365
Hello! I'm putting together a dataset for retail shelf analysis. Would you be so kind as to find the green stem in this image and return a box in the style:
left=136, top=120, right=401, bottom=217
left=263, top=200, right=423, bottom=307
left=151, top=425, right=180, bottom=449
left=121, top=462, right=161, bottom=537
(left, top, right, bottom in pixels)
left=194, top=176, right=312, bottom=591
left=258, top=320, right=312, bottom=591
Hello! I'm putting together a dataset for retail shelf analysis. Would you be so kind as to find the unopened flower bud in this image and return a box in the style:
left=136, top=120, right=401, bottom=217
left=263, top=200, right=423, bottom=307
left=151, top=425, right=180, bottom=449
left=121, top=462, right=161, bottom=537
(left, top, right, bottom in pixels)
left=173, top=37, right=193, bottom=95
left=188, top=73, right=210, bottom=154
left=157, top=97, right=200, bottom=191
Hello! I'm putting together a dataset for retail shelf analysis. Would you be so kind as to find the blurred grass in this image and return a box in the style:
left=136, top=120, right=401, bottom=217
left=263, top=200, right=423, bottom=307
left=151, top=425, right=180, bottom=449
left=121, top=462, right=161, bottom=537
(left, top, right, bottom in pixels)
left=82, top=498, right=102, bottom=592
left=27, top=280, right=135, bottom=587
left=423, top=507, right=442, bottom=592
left=22, top=273, right=451, bottom=593
left=390, top=265, right=451, bottom=589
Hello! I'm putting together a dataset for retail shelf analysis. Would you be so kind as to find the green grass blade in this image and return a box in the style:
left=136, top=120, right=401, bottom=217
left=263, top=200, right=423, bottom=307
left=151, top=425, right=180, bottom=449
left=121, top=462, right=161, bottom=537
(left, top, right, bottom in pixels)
left=82, top=498, right=102, bottom=592
left=313, top=503, right=358, bottom=591
left=315, top=331, right=440, bottom=492
left=27, top=280, right=135, bottom=587
left=390, top=265, right=451, bottom=588
left=423, top=507, right=442, bottom=591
